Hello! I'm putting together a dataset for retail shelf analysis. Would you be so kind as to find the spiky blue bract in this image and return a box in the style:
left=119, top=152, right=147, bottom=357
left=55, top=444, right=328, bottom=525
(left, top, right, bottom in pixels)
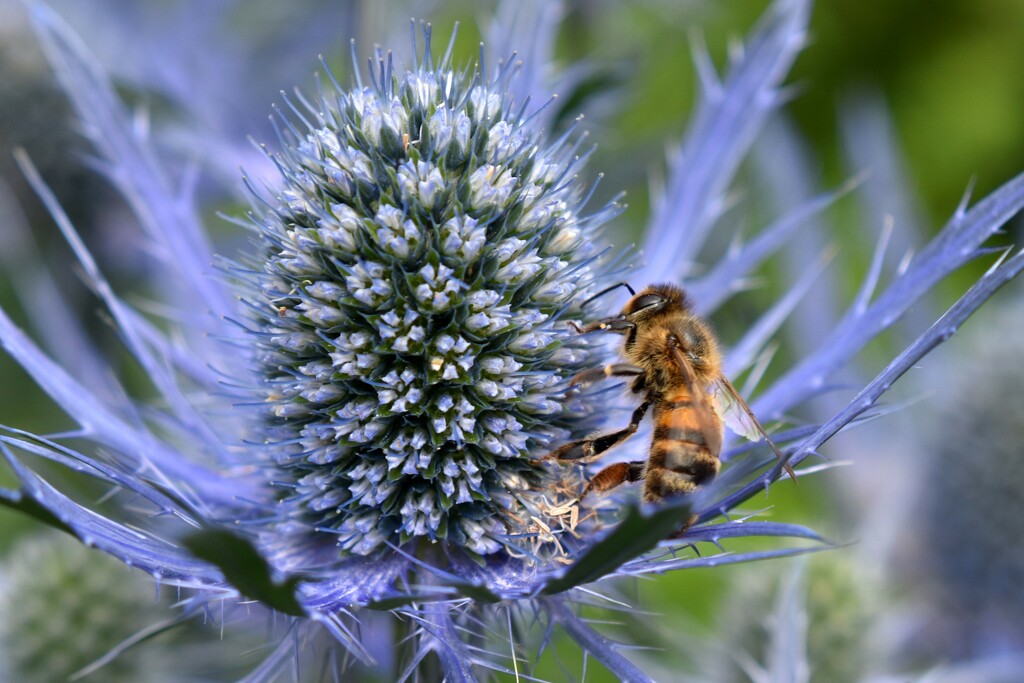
left=242, top=33, right=616, bottom=557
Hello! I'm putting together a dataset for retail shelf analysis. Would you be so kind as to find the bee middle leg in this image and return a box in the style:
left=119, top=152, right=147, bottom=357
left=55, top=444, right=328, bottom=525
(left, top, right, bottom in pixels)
left=543, top=400, right=651, bottom=462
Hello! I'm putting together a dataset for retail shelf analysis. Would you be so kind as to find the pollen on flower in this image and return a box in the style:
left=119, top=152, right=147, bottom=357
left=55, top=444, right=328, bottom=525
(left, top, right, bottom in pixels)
left=507, top=464, right=614, bottom=565
left=242, top=30, right=619, bottom=557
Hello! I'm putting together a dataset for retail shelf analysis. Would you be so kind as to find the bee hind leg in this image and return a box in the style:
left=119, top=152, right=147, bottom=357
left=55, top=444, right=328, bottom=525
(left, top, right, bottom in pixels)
left=581, top=461, right=645, bottom=499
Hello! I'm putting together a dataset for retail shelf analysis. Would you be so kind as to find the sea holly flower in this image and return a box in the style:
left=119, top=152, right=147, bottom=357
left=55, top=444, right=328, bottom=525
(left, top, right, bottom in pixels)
left=2, top=0, right=1024, bottom=680
left=240, top=33, right=622, bottom=561
left=0, top=531, right=258, bottom=683
left=0, top=532, right=174, bottom=683
left=908, top=296, right=1024, bottom=663
left=692, top=554, right=880, bottom=683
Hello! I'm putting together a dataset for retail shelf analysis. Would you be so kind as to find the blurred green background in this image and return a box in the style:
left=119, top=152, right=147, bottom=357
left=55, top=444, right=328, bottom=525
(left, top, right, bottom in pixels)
left=422, top=0, right=1024, bottom=233
left=1, top=0, right=1022, bottom=680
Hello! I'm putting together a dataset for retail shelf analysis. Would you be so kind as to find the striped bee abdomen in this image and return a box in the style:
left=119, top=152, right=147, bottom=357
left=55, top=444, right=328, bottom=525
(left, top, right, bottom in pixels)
left=643, top=389, right=723, bottom=501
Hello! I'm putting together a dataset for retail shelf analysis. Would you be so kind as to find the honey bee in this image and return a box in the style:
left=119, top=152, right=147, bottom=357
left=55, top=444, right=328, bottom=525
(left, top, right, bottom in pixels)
left=545, top=282, right=796, bottom=504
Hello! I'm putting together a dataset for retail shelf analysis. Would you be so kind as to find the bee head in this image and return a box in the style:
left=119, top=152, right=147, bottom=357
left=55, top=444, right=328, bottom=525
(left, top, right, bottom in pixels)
left=573, top=283, right=688, bottom=336
left=622, top=283, right=688, bottom=322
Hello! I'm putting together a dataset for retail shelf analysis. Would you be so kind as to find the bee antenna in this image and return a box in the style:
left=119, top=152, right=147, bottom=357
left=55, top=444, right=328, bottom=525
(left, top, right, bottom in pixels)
left=579, top=282, right=635, bottom=309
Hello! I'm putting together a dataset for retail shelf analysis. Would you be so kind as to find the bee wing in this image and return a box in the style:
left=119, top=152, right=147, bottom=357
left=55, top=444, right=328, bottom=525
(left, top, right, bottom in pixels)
left=710, top=380, right=761, bottom=442
left=668, top=346, right=704, bottom=401
left=668, top=348, right=721, bottom=434
left=712, top=377, right=799, bottom=483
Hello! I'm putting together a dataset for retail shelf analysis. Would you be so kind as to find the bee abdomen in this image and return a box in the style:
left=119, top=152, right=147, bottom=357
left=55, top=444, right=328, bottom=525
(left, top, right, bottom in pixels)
left=649, top=441, right=720, bottom=485
left=653, top=423, right=709, bottom=448
left=644, top=441, right=720, bottom=502
left=644, top=401, right=723, bottom=502
left=655, top=399, right=723, bottom=455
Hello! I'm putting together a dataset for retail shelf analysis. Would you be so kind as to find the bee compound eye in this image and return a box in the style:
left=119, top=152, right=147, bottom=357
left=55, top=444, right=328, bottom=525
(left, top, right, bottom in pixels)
left=631, top=293, right=664, bottom=312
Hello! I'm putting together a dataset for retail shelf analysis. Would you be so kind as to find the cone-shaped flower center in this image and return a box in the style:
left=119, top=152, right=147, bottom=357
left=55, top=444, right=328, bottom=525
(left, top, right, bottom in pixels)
left=249, top=54, right=614, bottom=556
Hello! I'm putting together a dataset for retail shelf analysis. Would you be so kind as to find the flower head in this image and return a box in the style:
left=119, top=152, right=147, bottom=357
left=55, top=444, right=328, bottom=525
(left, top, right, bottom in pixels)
left=244, top=41, right=612, bottom=558
left=908, top=295, right=1024, bottom=660
left=0, top=533, right=172, bottom=683
left=0, top=531, right=259, bottom=683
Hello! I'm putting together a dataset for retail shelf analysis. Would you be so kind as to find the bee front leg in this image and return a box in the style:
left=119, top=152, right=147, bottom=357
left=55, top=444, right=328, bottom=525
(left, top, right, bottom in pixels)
left=567, top=363, right=644, bottom=389
left=541, top=400, right=651, bottom=463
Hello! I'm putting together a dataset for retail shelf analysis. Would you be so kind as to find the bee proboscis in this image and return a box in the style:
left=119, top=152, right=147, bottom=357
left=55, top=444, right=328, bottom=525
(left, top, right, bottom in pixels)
left=544, top=282, right=797, bottom=506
